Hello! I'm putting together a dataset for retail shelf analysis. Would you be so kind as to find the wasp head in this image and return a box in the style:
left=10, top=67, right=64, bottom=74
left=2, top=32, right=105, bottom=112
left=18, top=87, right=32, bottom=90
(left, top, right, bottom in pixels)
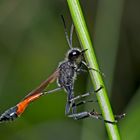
left=67, top=48, right=87, bottom=64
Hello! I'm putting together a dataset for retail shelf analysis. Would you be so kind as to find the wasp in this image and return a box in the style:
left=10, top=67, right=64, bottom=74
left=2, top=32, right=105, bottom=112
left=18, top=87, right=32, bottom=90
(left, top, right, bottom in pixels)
left=0, top=16, right=125, bottom=123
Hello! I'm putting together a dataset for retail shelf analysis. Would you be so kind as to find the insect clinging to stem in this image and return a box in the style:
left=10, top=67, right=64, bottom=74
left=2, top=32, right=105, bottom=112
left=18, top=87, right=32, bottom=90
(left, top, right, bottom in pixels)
left=0, top=16, right=125, bottom=123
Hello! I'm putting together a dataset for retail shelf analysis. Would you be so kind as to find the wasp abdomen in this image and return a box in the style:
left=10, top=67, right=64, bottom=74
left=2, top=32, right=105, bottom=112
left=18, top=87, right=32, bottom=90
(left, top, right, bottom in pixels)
left=0, top=106, right=18, bottom=123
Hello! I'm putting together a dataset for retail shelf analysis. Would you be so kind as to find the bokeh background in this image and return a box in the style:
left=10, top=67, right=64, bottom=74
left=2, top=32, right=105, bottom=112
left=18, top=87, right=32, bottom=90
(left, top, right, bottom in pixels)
left=0, top=0, right=140, bottom=140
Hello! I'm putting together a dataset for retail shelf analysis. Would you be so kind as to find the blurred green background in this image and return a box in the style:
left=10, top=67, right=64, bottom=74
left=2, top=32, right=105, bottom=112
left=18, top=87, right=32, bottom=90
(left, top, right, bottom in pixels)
left=0, top=0, right=140, bottom=140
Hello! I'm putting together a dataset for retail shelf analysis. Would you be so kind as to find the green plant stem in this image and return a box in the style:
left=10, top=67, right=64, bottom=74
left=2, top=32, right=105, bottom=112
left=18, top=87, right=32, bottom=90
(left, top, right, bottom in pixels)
left=67, top=0, right=121, bottom=140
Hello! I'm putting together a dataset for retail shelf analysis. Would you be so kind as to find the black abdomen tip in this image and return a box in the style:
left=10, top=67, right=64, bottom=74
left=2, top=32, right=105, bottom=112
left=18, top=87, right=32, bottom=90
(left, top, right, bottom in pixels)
left=0, top=106, right=18, bottom=123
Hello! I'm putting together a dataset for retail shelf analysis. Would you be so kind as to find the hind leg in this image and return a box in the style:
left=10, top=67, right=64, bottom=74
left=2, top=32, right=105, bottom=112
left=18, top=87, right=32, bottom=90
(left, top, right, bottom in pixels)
left=68, top=110, right=125, bottom=123
left=65, top=94, right=77, bottom=116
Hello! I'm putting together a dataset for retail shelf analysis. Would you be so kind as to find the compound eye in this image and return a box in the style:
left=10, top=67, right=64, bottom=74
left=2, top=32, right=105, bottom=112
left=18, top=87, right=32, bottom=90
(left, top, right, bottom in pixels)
left=72, top=50, right=78, bottom=56
left=68, top=50, right=81, bottom=60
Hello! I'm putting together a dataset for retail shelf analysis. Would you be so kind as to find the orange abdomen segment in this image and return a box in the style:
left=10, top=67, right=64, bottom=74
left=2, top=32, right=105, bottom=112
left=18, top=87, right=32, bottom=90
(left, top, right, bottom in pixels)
left=16, top=93, right=42, bottom=115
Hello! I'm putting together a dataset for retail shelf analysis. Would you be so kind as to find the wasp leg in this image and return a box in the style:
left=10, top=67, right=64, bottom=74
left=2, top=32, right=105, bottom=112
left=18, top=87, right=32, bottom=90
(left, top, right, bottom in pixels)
left=81, top=61, right=105, bottom=77
left=114, top=113, right=126, bottom=120
left=67, top=89, right=99, bottom=120
left=69, top=87, right=102, bottom=114
left=68, top=110, right=126, bottom=123
left=68, top=111, right=115, bottom=124
left=76, top=68, right=88, bottom=73
left=65, top=94, right=77, bottom=116
left=72, top=99, right=97, bottom=107
left=43, top=87, right=63, bottom=95
left=70, top=86, right=103, bottom=103
left=68, top=110, right=110, bottom=122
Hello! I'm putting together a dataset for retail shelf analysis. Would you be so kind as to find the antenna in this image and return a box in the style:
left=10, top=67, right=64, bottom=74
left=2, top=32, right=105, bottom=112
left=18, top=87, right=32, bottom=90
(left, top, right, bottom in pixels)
left=61, top=15, right=73, bottom=49
left=70, top=24, right=74, bottom=48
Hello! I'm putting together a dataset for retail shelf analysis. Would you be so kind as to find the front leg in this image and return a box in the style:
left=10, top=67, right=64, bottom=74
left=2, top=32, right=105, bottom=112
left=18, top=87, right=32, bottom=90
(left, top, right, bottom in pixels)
left=76, top=68, right=88, bottom=73
left=75, top=62, right=88, bottom=74
left=81, top=61, right=105, bottom=76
